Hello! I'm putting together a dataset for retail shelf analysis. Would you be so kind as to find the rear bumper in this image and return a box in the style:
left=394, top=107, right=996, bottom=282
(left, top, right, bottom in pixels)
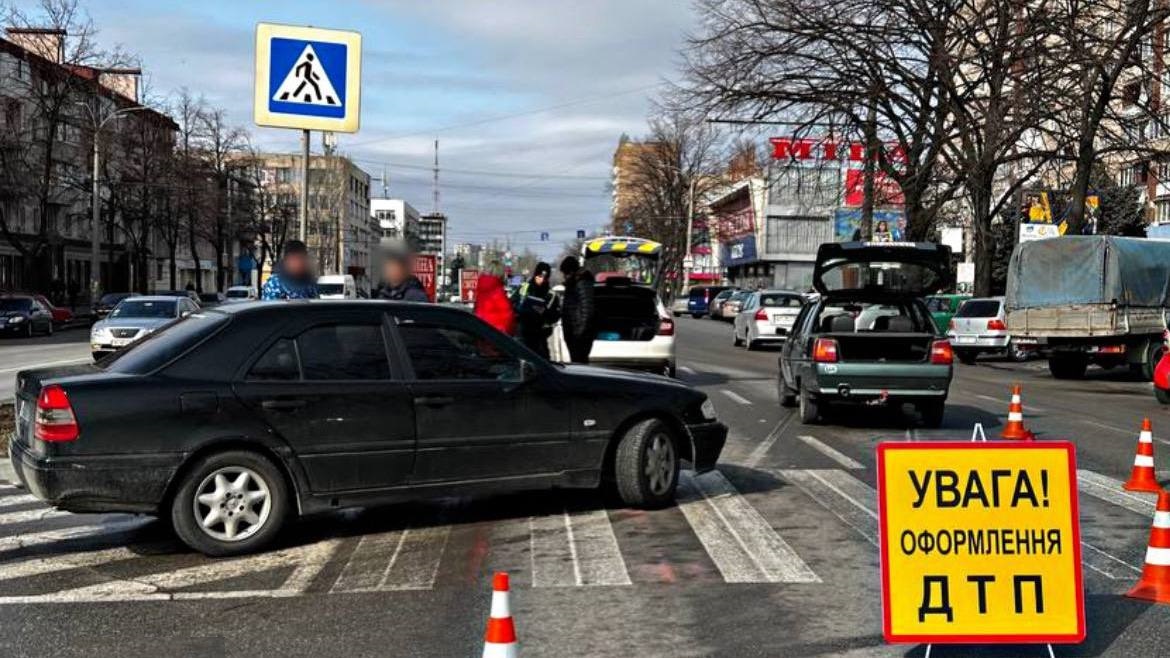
left=686, top=421, right=727, bottom=472
left=948, top=333, right=1010, bottom=349
left=9, top=439, right=179, bottom=514
left=809, top=362, right=952, bottom=400
left=590, top=336, right=675, bottom=367
left=751, top=320, right=791, bottom=340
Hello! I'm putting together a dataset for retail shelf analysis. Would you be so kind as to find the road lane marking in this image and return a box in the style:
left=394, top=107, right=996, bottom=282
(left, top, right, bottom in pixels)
left=795, top=436, right=864, bottom=470
left=743, top=412, right=795, bottom=468
left=721, top=390, right=752, bottom=405
left=0, top=495, right=38, bottom=509
left=779, top=469, right=877, bottom=545
left=0, top=517, right=150, bottom=552
left=0, top=546, right=144, bottom=581
left=1080, top=420, right=1135, bottom=436
left=973, top=393, right=1046, bottom=414
left=331, top=529, right=407, bottom=592
left=1076, top=469, right=1156, bottom=516
left=530, top=508, right=630, bottom=587
left=1079, top=542, right=1140, bottom=580
left=0, top=357, right=91, bottom=375
left=379, top=525, right=450, bottom=590
left=0, top=507, right=71, bottom=527
left=677, top=471, right=819, bottom=584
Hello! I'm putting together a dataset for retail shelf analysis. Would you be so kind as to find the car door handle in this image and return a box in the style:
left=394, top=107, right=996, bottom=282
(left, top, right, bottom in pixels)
left=413, top=395, right=454, bottom=407
left=261, top=399, right=306, bottom=410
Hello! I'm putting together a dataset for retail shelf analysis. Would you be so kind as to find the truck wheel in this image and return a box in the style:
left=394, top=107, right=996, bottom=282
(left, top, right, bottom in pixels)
left=1048, top=354, right=1087, bottom=379
left=1142, top=340, right=1165, bottom=381
left=171, top=450, right=289, bottom=556
left=919, top=401, right=945, bottom=428
left=798, top=382, right=820, bottom=424
left=613, top=418, right=679, bottom=509
left=1006, top=341, right=1027, bottom=362
left=955, top=349, right=977, bottom=365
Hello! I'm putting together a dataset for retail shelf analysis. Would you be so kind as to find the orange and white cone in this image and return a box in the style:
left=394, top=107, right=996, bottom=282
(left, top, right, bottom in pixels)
left=1127, top=490, right=1170, bottom=604
left=1124, top=418, right=1163, bottom=493
left=1000, top=384, right=1035, bottom=441
left=483, top=572, right=517, bottom=658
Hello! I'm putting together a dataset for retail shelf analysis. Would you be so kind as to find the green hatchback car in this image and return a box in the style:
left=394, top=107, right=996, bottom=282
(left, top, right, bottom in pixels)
left=925, top=294, right=970, bottom=333
left=778, top=242, right=955, bottom=427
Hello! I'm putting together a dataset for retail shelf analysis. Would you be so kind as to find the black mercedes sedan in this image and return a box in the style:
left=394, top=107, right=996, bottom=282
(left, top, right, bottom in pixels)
left=9, top=301, right=726, bottom=556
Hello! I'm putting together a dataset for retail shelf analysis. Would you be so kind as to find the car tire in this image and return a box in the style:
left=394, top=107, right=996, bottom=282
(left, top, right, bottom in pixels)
left=955, top=348, right=977, bottom=365
left=733, top=330, right=742, bottom=347
left=919, top=401, right=945, bottom=428
left=613, top=418, right=680, bottom=509
left=24, top=322, right=32, bottom=338
left=779, top=372, right=797, bottom=408
left=745, top=339, right=756, bottom=351
left=665, top=362, right=677, bottom=378
left=170, top=450, right=289, bottom=556
left=1006, top=341, right=1027, bottom=362
left=1156, top=387, right=1170, bottom=405
left=1048, top=354, right=1087, bottom=379
left=45, top=321, right=53, bottom=337
left=692, top=313, right=704, bottom=319
left=798, top=382, right=820, bottom=424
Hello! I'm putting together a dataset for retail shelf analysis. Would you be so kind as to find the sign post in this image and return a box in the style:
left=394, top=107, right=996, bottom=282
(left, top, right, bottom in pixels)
left=254, top=22, right=362, bottom=243
left=877, top=441, right=1085, bottom=652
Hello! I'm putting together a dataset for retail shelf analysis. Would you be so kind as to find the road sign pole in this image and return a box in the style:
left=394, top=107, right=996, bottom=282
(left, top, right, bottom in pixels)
left=299, top=128, right=310, bottom=242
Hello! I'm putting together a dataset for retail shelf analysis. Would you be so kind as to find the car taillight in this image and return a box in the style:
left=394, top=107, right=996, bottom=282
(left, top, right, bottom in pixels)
left=813, top=337, right=839, bottom=363
left=931, top=340, right=954, bottom=365
left=987, top=319, right=1006, bottom=331
left=658, top=317, right=674, bottom=336
left=34, top=384, right=79, bottom=442
left=755, top=308, right=768, bottom=321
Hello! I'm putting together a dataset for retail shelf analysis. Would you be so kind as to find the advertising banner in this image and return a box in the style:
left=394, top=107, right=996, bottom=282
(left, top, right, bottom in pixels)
left=459, top=268, right=479, bottom=302
left=877, top=441, right=1085, bottom=645
left=412, top=254, right=437, bottom=302
left=833, top=209, right=906, bottom=242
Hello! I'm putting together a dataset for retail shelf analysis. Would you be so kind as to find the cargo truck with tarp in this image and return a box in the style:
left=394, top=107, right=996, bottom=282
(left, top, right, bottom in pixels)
left=1005, top=236, right=1170, bottom=379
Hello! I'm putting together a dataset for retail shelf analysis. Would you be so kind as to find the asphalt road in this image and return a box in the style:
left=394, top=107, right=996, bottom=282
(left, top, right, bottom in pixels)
left=2, top=317, right=1170, bottom=657
left=0, top=328, right=91, bottom=401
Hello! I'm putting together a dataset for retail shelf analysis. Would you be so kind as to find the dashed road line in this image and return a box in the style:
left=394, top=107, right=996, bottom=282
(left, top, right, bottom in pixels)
left=1076, top=469, right=1157, bottom=516
left=779, top=469, right=877, bottom=545
left=743, top=412, right=795, bottom=468
left=1080, top=419, right=1136, bottom=436
left=677, top=471, right=819, bottom=584
left=973, top=393, right=1045, bottom=414
left=795, top=435, right=864, bottom=470
left=721, top=390, right=752, bottom=406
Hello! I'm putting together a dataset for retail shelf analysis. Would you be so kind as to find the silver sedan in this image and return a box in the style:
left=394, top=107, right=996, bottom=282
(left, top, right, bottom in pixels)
left=90, top=295, right=199, bottom=360
left=733, top=290, right=805, bottom=350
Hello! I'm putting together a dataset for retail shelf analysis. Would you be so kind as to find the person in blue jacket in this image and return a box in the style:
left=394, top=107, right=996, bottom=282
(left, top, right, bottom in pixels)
left=261, top=240, right=318, bottom=300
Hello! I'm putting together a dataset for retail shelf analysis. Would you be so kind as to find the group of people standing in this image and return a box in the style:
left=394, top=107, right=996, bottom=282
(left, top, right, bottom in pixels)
left=261, top=240, right=597, bottom=364
left=471, top=257, right=596, bottom=364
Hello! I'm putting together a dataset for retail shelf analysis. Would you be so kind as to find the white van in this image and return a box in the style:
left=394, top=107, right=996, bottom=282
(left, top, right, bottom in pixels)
left=317, top=274, right=357, bottom=299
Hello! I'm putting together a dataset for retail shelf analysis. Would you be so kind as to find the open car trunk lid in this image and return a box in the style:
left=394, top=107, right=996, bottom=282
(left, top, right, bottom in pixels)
left=582, top=237, right=663, bottom=286
left=813, top=242, right=952, bottom=297
left=593, top=280, right=662, bottom=342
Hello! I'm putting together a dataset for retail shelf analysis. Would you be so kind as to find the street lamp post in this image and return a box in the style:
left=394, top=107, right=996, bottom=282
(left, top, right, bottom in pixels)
left=78, top=101, right=146, bottom=307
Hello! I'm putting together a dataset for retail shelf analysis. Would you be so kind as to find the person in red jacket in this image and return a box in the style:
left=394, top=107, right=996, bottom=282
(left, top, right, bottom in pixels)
left=473, top=268, right=516, bottom=335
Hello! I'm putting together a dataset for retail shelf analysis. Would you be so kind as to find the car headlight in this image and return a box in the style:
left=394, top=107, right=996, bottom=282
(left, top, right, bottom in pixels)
left=9, top=316, right=24, bottom=323
left=700, top=398, right=717, bottom=420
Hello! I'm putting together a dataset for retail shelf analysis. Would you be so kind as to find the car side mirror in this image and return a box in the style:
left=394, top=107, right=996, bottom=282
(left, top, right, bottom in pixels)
left=181, top=310, right=192, bottom=318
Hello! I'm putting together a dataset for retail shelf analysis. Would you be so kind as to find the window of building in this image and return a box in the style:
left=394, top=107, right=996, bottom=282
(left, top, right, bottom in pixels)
left=764, top=216, right=834, bottom=255
left=1157, top=197, right=1170, bottom=224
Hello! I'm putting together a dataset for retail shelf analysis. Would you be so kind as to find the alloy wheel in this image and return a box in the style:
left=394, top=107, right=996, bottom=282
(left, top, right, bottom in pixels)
left=192, top=466, right=272, bottom=542
left=645, top=433, right=676, bottom=496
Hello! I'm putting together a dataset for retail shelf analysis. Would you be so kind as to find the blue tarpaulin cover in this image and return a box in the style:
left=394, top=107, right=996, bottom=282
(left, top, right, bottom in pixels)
left=1006, top=236, right=1170, bottom=309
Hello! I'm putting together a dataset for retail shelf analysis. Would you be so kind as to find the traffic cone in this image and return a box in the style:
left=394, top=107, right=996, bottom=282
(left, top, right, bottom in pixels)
left=1124, top=418, right=1163, bottom=493
left=1127, top=490, right=1170, bottom=604
left=1000, top=384, right=1035, bottom=440
left=483, top=572, right=517, bottom=658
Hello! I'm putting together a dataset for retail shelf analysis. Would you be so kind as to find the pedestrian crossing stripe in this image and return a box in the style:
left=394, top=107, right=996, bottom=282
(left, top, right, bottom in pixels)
left=254, top=23, right=362, bottom=133
left=0, top=467, right=1156, bottom=603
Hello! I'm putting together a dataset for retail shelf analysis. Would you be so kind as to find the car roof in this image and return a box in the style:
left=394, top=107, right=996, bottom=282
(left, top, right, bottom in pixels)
left=122, top=296, right=182, bottom=303
left=207, top=299, right=440, bottom=316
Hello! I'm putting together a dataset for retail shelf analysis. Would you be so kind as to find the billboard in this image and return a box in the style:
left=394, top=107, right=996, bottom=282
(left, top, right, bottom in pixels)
left=834, top=209, right=907, bottom=242
left=412, top=254, right=437, bottom=302
left=459, top=268, right=479, bottom=302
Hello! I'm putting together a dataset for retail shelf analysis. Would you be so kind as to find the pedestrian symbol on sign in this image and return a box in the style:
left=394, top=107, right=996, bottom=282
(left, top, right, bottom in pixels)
left=274, top=45, right=339, bottom=106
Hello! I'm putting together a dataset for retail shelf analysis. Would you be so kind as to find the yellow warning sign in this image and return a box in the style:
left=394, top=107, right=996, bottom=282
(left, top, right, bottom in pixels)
left=877, top=441, right=1085, bottom=644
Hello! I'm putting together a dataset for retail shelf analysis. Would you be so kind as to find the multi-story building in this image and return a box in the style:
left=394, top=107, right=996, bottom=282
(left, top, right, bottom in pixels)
left=0, top=27, right=177, bottom=299
left=417, top=212, right=447, bottom=287
left=453, top=242, right=483, bottom=269
left=253, top=153, right=373, bottom=287
left=371, top=198, right=420, bottom=247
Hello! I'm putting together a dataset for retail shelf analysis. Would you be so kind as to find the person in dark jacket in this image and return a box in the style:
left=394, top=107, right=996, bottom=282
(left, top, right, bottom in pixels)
left=559, top=256, right=596, bottom=364
left=511, top=261, right=557, bottom=358
left=377, top=248, right=430, bottom=302
left=261, top=240, right=318, bottom=300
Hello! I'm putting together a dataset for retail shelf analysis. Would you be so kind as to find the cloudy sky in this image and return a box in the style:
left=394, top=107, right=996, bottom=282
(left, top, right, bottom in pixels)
left=76, top=0, right=697, bottom=259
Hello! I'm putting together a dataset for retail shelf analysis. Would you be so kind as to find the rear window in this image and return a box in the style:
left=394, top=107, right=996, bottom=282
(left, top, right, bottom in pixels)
left=99, top=312, right=230, bottom=374
left=111, top=300, right=178, bottom=319
left=760, top=293, right=802, bottom=308
left=956, top=300, right=1001, bottom=318
left=0, top=298, right=32, bottom=311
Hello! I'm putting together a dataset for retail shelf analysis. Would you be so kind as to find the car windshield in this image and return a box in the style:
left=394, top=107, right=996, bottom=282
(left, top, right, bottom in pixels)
left=100, top=312, right=231, bottom=374
left=226, top=289, right=250, bottom=298
left=760, top=293, right=803, bottom=307
left=0, top=298, right=32, bottom=312
left=110, top=300, right=178, bottom=319
left=319, top=283, right=345, bottom=295
left=99, top=293, right=127, bottom=305
left=956, top=300, right=1001, bottom=318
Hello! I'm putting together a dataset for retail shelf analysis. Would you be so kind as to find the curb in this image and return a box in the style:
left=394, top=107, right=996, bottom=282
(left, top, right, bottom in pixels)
left=0, top=457, right=14, bottom=485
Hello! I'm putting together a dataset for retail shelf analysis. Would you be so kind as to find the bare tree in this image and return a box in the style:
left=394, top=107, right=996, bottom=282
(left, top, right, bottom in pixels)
left=198, top=107, right=246, bottom=291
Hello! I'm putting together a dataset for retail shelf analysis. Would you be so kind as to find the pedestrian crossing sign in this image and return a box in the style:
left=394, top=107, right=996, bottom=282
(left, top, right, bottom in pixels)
left=254, top=23, right=362, bottom=132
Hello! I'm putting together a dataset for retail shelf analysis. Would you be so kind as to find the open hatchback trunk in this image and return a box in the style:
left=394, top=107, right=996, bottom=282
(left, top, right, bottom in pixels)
left=812, top=242, right=952, bottom=298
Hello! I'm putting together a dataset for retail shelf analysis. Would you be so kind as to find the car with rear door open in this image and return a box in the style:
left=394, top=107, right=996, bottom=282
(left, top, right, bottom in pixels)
left=9, top=300, right=726, bottom=556
left=777, top=242, right=955, bottom=427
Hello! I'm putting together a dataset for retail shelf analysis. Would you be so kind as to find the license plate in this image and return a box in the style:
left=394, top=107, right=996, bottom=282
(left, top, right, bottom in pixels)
left=110, top=337, right=132, bottom=347
left=957, top=335, right=975, bottom=344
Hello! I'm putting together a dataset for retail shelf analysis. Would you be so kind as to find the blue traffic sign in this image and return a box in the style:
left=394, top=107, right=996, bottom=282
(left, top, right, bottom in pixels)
left=254, top=23, right=362, bottom=133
